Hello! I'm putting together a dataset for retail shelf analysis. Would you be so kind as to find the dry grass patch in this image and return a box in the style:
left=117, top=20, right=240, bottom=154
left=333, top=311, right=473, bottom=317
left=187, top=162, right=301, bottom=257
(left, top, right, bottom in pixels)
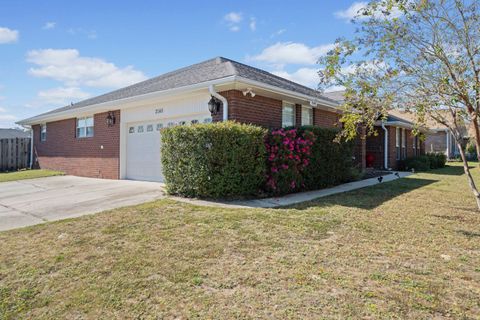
left=0, top=163, right=479, bottom=319
left=0, top=170, right=63, bottom=183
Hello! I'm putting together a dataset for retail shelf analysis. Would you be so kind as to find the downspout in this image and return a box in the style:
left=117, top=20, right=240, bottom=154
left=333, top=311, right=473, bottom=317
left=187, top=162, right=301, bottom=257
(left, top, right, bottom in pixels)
left=208, top=85, right=228, bottom=121
left=445, top=129, right=450, bottom=159
left=381, top=122, right=389, bottom=169
left=30, top=126, right=34, bottom=169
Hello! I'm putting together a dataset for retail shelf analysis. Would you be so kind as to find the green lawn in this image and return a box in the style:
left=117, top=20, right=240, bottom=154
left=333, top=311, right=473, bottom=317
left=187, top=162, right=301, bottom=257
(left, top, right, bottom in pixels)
left=0, top=169, right=63, bottom=183
left=0, top=164, right=479, bottom=319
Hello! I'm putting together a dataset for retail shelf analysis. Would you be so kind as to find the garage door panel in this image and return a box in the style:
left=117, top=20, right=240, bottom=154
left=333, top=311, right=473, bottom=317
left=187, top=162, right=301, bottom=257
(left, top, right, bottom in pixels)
left=126, top=123, right=163, bottom=182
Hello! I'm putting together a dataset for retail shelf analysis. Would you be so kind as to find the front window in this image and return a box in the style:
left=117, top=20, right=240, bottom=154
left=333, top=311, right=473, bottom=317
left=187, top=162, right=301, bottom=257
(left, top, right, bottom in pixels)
left=40, top=124, right=47, bottom=141
left=402, top=128, right=406, bottom=159
left=76, top=116, right=94, bottom=138
left=301, top=106, right=313, bottom=126
left=282, top=102, right=295, bottom=127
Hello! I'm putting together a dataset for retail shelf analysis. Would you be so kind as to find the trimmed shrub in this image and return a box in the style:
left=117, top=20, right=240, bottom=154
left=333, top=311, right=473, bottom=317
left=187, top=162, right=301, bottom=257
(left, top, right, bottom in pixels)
left=161, top=121, right=267, bottom=198
left=404, top=153, right=447, bottom=171
left=426, top=152, right=447, bottom=169
left=265, top=126, right=355, bottom=195
left=404, top=156, right=430, bottom=171
left=299, top=126, right=355, bottom=190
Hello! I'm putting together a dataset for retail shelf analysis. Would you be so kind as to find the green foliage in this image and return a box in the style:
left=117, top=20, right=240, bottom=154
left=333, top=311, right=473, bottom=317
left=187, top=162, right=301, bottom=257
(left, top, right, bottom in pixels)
left=290, top=126, right=355, bottom=191
left=426, top=153, right=447, bottom=169
left=403, top=153, right=446, bottom=172
left=161, top=121, right=267, bottom=198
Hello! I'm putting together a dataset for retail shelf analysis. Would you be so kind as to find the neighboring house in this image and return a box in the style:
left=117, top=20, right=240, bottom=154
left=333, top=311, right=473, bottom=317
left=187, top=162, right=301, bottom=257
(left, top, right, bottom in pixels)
left=18, top=57, right=365, bottom=182
left=366, top=111, right=425, bottom=170
left=424, top=115, right=470, bottom=159
left=324, top=92, right=427, bottom=170
left=0, top=128, right=31, bottom=139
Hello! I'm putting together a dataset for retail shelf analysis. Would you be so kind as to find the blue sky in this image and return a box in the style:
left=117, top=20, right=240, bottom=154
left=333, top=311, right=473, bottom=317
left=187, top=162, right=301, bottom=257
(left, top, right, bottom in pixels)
left=0, top=0, right=363, bottom=128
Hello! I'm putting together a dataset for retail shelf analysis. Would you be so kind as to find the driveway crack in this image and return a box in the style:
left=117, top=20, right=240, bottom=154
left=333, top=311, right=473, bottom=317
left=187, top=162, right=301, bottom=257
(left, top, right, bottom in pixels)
left=0, top=203, right=48, bottom=222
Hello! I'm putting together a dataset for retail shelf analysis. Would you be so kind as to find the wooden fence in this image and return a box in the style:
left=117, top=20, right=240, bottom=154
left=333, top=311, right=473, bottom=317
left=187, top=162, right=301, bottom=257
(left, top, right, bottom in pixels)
left=0, top=138, right=31, bottom=172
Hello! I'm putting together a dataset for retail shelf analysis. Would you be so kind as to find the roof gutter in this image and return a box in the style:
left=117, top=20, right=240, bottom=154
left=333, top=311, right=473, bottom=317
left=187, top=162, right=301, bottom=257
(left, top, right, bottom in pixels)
left=208, top=85, right=228, bottom=121
left=235, top=76, right=341, bottom=112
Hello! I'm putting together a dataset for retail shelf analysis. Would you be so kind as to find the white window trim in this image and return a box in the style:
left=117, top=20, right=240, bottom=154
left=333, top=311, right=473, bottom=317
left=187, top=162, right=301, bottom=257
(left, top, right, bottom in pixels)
left=301, top=106, right=313, bottom=126
left=76, top=116, right=94, bottom=138
left=395, top=127, right=400, bottom=148
left=282, top=102, right=296, bottom=128
left=40, top=124, right=47, bottom=142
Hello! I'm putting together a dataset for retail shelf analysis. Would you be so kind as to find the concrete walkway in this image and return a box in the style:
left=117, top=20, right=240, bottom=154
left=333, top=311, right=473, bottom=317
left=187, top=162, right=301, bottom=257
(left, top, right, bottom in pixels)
left=171, top=172, right=413, bottom=209
left=0, top=176, right=164, bottom=231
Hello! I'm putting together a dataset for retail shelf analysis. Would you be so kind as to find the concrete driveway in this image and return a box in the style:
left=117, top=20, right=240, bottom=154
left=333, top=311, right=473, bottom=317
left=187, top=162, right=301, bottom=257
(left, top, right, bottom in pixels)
left=0, top=176, right=164, bottom=231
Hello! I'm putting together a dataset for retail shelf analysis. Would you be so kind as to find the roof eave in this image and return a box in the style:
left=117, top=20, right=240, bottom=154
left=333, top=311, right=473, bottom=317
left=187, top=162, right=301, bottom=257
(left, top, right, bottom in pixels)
left=235, top=76, right=341, bottom=112
left=17, top=76, right=237, bottom=126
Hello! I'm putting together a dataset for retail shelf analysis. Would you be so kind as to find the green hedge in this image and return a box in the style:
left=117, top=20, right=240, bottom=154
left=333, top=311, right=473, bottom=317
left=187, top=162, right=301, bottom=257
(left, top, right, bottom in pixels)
left=298, top=126, right=355, bottom=190
left=161, top=121, right=267, bottom=198
left=403, top=153, right=447, bottom=171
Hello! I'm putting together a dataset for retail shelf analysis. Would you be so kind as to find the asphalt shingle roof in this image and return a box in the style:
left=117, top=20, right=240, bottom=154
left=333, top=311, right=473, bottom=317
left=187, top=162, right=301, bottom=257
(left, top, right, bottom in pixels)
left=29, top=57, right=337, bottom=120
left=0, top=129, right=30, bottom=139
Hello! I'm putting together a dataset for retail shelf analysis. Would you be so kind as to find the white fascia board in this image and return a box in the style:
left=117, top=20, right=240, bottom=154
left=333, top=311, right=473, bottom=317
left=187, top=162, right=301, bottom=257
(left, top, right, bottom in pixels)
left=17, top=76, right=236, bottom=126
left=234, top=76, right=341, bottom=113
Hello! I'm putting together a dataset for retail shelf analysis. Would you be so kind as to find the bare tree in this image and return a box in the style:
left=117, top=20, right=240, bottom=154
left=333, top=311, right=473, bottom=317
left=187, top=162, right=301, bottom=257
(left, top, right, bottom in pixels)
left=319, top=0, right=480, bottom=209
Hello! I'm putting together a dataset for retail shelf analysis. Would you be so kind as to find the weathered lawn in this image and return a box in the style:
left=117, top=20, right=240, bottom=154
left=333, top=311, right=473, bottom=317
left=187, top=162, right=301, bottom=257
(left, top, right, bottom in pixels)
left=0, top=169, right=63, bottom=183
left=0, top=164, right=479, bottom=319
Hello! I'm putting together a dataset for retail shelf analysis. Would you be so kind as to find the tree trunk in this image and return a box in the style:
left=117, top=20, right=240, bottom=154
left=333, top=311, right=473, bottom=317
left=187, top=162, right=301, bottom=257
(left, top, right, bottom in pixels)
left=471, top=116, right=480, bottom=165
left=457, top=140, right=480, bottom=210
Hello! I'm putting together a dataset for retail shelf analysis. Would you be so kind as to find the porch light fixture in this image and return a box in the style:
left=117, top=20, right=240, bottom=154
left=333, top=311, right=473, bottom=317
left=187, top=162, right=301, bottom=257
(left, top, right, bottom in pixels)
left=106, top=111, right=116, bottom=127
left=242, top=88, right=256, bottom=97
left=208, top=96, right=222, bottom=115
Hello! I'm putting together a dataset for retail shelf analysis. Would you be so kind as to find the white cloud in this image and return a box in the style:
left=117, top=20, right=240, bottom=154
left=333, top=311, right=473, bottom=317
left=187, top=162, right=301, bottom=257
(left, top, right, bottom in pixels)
left=251, top=42, right=335, bottom=66
left=249, top=17, right=256, bottom=31
left=335, top=1, right=368, bottom=20
left=224, top=12, right=243, bottom=32
left=224, top=12, right=243, bottom=24
left=0, top=27, right=19, bottom=44
left=335, top=1, right=403, bottom=21
left=273, top=68, right=319, bottom=88
left=26, top=49, right=147, bottom=89
left=271, top=29, right=286, bottom=38
left=37, top=87, right=91, bottom=105
left=0, top=107, right=6, bottom=112
left=42, top=22, right=56, bottom=30
left=0, top=114, right=17, bottom=121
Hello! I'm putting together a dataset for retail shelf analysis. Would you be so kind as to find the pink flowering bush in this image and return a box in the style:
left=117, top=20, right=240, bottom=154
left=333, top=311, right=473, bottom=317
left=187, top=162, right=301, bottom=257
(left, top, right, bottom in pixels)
left=264, top=128, right=316, bottom=194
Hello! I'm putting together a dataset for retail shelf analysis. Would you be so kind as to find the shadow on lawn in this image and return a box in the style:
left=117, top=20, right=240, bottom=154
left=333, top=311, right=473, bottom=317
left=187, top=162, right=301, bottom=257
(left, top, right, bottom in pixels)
left=292, top=177, right=438, bottom=210
left=427, top=165, right=469, bottom=176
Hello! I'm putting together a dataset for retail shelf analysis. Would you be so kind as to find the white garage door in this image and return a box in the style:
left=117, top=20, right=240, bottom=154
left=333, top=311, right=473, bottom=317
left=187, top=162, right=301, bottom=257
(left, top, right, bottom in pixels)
left=125, top=117, right=212, bottom=182
left=126, top=122, right=164, bottom=182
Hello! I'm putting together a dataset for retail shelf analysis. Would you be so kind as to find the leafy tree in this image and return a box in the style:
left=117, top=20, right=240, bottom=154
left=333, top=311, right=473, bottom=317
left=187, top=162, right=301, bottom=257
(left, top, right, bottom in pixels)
left=319, top=0, right=480, bottom=209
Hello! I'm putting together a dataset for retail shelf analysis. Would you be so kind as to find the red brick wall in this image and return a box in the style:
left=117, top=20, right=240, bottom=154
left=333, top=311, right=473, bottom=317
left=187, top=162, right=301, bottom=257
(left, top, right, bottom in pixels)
left=366, top=127, right=385, bottom=168
left=32, top=110, right=120, bottom=179
left=295, top=104, right=302, bottom=126
left=214, top=90, right=342, bottom=130
left=313, top=108, right=340, bottom=128
left=213, top=90, right=282, bottom=128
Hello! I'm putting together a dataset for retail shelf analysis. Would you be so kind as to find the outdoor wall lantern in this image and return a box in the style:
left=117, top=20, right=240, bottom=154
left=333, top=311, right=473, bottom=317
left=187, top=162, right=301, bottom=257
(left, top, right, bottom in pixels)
left=208, top=96, right=222, bottom=115
left=106, top=111, right=116, bottom=127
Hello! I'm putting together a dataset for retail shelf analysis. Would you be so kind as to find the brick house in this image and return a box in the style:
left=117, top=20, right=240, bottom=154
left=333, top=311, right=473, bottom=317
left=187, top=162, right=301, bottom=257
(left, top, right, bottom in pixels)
left=366, top=113, right=426, bottom=170
left=18, top=57, right=366, bottom=182
left=324, top=92, right=427, bottom=170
